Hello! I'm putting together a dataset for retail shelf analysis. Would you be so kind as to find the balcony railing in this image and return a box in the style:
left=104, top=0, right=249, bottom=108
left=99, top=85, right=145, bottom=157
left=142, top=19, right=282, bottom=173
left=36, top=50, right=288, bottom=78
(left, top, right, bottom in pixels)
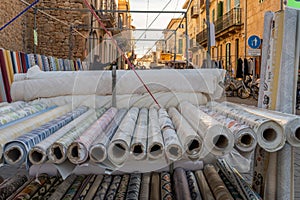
left=196, top=7, right=242, bottom=45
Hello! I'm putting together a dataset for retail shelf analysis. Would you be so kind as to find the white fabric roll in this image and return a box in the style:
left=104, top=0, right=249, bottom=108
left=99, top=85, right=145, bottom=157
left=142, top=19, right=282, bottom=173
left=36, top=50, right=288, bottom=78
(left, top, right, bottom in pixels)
left=108, top=107, right=139, bottom=166
left=178, top=101, right=234, bottom=157
left=207, top=101, right=285, bottom=152
left=168, top=107, right=203, bottom=160
left=130, top=108, right=148, bottom=160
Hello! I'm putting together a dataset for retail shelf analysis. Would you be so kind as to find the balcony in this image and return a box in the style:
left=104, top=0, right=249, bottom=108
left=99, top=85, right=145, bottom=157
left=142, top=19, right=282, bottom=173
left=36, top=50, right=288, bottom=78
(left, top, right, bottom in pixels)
left=191, top=5, right=199, bottom=18
left=196, top=8, right=242, bottom=46
left=189, top=38, right=199, bottom=51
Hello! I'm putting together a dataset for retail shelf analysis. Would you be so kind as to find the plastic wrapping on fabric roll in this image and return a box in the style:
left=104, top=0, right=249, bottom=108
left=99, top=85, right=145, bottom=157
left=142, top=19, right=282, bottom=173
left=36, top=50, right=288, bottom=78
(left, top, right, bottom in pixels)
left=0, top=174, right=28, bottom=200
left=108, top=107, right=139, bottom=166
left=173, top=168, right=192, bottom=200
left=168, top=107, right=203, bottom=160
left=125, top=173, right=141, bottom=200
left=83, top=175, right=103, bottom=200
left=158, top=109, right=183, bottom=161
left=130, top=108, right=148, bottom=160
left=115, top=174, right=130, bottom=200
left=179, top=101, right=234, bottom=157
left=161, top=171, right=174, bottom=200
left=94, top=175, right=112, bottom=200
left=150, top=172, right=161, bottom=200
left=199, top=106, right=257, bottom=153
left=0, top=104, right=72, bottom=158
left=67, top=107, right=117, bottom=164
left=186, top=171, right=202, bottom=200
left=48, top=108, right=106, bottom=164
left=105, top=175, right=122, bottom=200
left=147, top=108, right=165, bottom=160
left=13, top=174, right=49, bottom=200
left=139, top=173, right=151, bottom=200
left=194, top=170, right=215, bottom=200
left=207, top=101, right=285, bottom=152
left=222, top=101, right=300, bottom=147
left=28, top=109, right=95, bottom=165
left=89, top=109, right=127, bottom=164
left=203, top=164, right=234, bottom=200
left=3, top=106, right=88, bottom=166
left=0, top=102, right=48, bottom=126
left=48, top=174, right=77, bottom=200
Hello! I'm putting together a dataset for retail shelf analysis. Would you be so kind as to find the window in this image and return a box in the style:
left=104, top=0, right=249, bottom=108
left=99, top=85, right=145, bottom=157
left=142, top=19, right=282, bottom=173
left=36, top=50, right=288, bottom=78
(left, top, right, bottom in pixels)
left=234, top=0, right=240, bottom=7
left=226, top=0, right=231, bottom=12
left=235, top=39, right=239, bottom=67
left=217, top=1, right=223, bottom=18
left=178, top=39, right=183, bottom=54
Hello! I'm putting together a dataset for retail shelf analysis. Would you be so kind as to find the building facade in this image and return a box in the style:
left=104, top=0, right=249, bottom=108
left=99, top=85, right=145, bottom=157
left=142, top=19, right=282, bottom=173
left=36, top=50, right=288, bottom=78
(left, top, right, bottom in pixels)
left=183, top=0, right=282, bottom=75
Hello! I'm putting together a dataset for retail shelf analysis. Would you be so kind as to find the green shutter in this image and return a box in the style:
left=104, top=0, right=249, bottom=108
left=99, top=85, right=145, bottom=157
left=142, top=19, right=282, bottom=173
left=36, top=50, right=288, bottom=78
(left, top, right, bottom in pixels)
left=217, top=1, right=224, bottom=18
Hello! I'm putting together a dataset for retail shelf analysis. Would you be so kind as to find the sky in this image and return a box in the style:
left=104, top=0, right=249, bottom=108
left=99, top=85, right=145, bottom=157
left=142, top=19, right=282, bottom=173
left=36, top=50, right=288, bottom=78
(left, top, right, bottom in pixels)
left=129, top=0, right=187, bottom=56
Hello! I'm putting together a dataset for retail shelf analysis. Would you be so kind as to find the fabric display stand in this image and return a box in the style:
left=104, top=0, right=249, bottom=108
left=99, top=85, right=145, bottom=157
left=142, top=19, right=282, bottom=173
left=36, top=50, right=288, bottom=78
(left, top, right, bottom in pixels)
left=0, top=48, right=83, bottom=103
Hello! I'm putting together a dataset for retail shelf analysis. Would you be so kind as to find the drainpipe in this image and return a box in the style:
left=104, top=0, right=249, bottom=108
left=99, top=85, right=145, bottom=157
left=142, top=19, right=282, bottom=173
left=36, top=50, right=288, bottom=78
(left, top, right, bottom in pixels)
left=244, top=0, right=247, bottom=57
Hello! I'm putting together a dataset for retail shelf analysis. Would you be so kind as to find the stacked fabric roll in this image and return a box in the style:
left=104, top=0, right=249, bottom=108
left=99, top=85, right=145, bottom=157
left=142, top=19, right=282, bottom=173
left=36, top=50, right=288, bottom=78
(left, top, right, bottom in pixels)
left=1, top=161, right=261, bottom=200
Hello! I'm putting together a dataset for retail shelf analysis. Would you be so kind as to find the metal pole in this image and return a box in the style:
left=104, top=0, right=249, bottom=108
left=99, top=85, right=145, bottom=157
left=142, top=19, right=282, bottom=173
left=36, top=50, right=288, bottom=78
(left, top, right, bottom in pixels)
left=185, top=13, right=189, bottom=67
left=33, top=7, right=37, bottom=54
left=112, top=64, right=117, bottom=107
left=68, top=25, right=73, bottom=60
left=244, top=0, right=248, bottom=57
left=174, top=31, right=177, bottom=63
left=206, top=0, right=211, bottom=68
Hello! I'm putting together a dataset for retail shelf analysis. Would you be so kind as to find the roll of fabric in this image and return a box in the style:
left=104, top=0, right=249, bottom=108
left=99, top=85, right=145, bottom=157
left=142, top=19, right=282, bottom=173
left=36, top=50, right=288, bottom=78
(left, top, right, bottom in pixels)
left=83, top=175, right=103, bottom=200
left=0, top=174, right=28, bottom=200
left=179, top=101, right=234, bottom=156
left=13, top=174, right=49, bottom=200
left=67, top=107, right=117, bottom=164
left=0, top=102, right=48, bottom=126
left=221, top=101, right=300, bottom=147
left=30, top=176, right=59, bottom=200
left=48, top=108, right=106, bottom=164
left=186, top=171, right=202, bottom=200
left=130, top=108, right=148, bottom=160
left=173, top=168, right=192, bottom=200
left=3, top=106, right=88, bottom=166
left=0, top=105, right=73, bottom=158
left=199, top=106, right=257, bottom=153
left=158, top=108, right=182, bottom=161
left=108, top=107, right=139, bottom=166
left=150, top=172, right=161, bottom=200
left=207, top=101, right=285, bottom=152
left=75, top=175, right=96, bottom=200
left=161, top=171, right=174, bottom=200
left=105, top=175, right=122, bottom=200
left=194, top=170, right=215, bottom=200
left=139, top=173, right=151, bottom=200
left=62, top=175, right=85, bottom=200
left=94, top=175, right=112, bottom=200
left=147, top=108, right=165, bottom=160
left=0, top=101, right=26, bottom=115
left=218, top=170, right=243, bottom=200
left=28, top=109, right=94, bottom=165
left=204, top=164, right=234, bottom=200
left=48, top=174, right=77, bottom=200
left=115, top=174, right=130, bottom=200
left=168, top=107, right=203, bottom=160
left=125, top=173, right=141, bottom=200
left=41, top=177, right=63, bottom=200
left=89, top=109, right=127, bottom=163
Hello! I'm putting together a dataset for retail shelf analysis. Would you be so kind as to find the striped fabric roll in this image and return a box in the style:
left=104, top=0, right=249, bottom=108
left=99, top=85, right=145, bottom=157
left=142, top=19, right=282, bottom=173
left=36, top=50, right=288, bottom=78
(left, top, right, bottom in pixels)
left=13, top=174, right=49, bottom=200
left=48, top=108, right=106, bottom=164
left=139, top=173, right=151, bottom=200
left=125, top=173, right=142, bottom=200
left=83, top=175, right=103, bottom=200
left=0, top=174, right=28, bottom=200
left=161, top=171, right=174, bottom=200
left=3, top=106, right=88, bottom=166
left=48, top=174, right=77, bottom=200
left=68, top=107, right=117, bottom=164
left=115, top=174, right=130, bottom=200
left=186, top=171, right=202, bottom=200
left=0, top=105, right=73, bottom=158
left=94, top=175, right=112, bottom=200
left=29, top=109, right=95, bottom=165
left=105, top=175, right=122, bottom=200
left=62, top=175, right=86, bottom=200
left=76, top=175, right=97, bottom=200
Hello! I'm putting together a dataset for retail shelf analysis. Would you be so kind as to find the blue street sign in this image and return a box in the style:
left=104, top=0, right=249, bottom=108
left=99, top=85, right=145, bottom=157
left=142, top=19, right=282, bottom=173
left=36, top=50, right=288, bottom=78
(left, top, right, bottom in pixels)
left=248, top=35, right=261, bottom=49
